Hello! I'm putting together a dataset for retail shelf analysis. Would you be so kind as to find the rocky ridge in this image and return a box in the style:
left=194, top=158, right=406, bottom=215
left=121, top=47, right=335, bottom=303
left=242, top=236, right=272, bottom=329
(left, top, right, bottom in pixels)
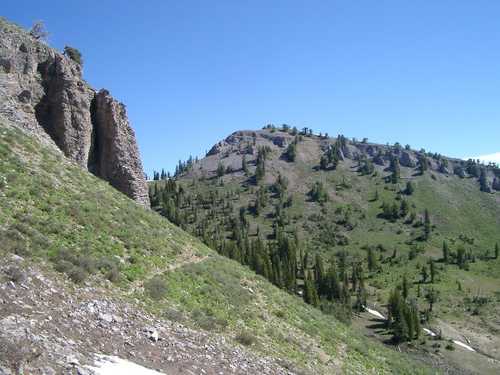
left=196, top=128, right=500, bottom=191
left=0, top=18, right=149, bottom=206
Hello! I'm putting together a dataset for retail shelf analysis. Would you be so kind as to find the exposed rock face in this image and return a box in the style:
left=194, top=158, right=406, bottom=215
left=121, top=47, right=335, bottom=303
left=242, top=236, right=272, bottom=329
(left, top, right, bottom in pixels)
left=91, top=90, right=150, bottom=206
left=399, top=151, right=416, bottom=168
left=0, top=18, right=149, bottom=206
left=493, top=177, right=500, bottom=191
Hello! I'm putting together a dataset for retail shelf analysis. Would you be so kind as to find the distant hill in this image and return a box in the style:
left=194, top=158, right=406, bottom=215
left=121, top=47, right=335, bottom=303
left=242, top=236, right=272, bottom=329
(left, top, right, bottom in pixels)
left=151, top=125, right=500, bottom=374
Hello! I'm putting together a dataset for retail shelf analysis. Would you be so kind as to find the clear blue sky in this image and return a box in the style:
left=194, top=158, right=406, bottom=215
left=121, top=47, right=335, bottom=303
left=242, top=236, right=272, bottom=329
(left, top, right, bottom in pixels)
left=4, top=1, right=500, bottom=173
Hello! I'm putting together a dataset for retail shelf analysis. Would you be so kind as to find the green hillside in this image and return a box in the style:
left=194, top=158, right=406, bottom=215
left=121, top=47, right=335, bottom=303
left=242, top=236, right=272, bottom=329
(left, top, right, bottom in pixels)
left=0, top=120, right=440, bottom=374
left=150, top=126, right=500, bottom=373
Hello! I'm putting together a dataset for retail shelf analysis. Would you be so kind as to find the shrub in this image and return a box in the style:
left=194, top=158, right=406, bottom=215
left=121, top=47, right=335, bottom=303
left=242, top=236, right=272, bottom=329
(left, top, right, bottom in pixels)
left=68, top=266, right=88, bottom=284
left=445, top=342, right=455, bottom=351
left=63, top=46, right=83, bottom=66
left=235, top=331, right=257, bottom=346
left=145, top=276, right=167, bottom=300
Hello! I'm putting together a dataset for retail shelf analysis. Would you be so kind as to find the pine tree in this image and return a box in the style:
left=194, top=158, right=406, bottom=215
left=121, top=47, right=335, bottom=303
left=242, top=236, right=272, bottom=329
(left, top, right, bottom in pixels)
left=242, top=155, right=249, bottom=175
left=400, top=199, right=409, bottom=217
left=402, top=275, right=409, bottom=300
left=423, top=209, right=431, bottom=240
left=367, top=247, right=378, bottom=272
left=442, top=241, right=449, bottom=263
left=390, top=157, right=401, bottom=184
left=314, top=254, right=325, bottom=296
left=216, top=162, right=225, bottom=178
left=495, top=243, right=499, bottom=259
left=405, top=181, right=415, bottom=195
left=425, top=288, right=438, bottom=312
left=430, top=260, right=436, bottom=283
left=457, top=246, right=467, bottom=269
left=285, top=140, right=297, bottom=162
left=421, top=265, right=428, bottom=284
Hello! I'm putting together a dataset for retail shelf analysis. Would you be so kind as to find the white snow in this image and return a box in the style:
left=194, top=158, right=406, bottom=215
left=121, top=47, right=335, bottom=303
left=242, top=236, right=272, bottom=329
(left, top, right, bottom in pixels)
left=422, top=328, right=476, bottom=352
left=363, top=306, right=386, bottom=320
left=453, top=340, right=476, bottom=352
left=423, top=328, right=437, bottom=337
left=86, top=355, right=165, bottom=375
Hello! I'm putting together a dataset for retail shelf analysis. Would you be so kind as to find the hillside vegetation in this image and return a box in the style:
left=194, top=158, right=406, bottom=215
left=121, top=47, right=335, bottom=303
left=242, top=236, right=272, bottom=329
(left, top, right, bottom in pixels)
left=150, top=126, right=500, bottom=373
left=0, top=120, right=439, bottom=374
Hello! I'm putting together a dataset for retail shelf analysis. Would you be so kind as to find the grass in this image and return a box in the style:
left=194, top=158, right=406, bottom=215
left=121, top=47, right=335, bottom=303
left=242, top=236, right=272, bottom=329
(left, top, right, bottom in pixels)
left=0, top=120, right=438, bottom=374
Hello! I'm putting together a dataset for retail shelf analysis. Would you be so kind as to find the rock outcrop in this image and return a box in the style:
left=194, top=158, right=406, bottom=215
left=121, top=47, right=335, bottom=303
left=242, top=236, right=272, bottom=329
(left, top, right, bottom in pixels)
left=0, top=18, right=149, bottom=206
left=493, top=177, right=500, bottom=191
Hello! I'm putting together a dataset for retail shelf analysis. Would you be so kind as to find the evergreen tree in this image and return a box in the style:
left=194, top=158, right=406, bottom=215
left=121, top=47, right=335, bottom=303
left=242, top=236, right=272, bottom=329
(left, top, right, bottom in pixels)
left=285, top=139, right=297, bottom=162
left=402, top=275, right=409, bottom=300
left=425, top=288, right=438, bottom=312
left=418, top=154, right=429, bottom=174
left=405, top=181, right=415, bottom=195
left=457, top=246, right=467, bottom=269
left=390, top=157, right=401, bottom=183
left=216, top=162, right=225, bottom=178
left=242, top=155, right=249, bottom=175
left=314, top=254, right=325, bottom=296
left=423, top=209, right=431, bottom=240
left=495, top=243, right=499, bottom=259
left=442, top=241, right=449, bottom=263
left=420, top=265, right=428, bottom=284
left=430, top=260, right=436, bottom=283
left=367, top=247, right=378, bottom=272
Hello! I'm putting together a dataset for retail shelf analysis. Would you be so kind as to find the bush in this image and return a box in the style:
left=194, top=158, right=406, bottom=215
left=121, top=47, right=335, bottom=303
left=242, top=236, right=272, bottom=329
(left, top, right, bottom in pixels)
left=63, top=46, right=83, bottom=66
left=145, top=276, right=167, bottom=300
left=235, top=331, right=257, bottom=346
left=68, top=266, right=88, bottom=284
left=445, top=342, right=455, bottom=351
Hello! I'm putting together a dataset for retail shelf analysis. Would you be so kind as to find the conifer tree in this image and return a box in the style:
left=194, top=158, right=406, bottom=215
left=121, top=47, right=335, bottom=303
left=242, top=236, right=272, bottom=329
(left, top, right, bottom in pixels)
left=442, top=241, right=449, bottom=263
left=390, top=157, right=401, bottom=184
left=402, top=275, right=409, bottom=300
left=242, top=155, right=249, bottom=175
left=423, top=209, right=431, bottom=240
left=430, top=260, right=436, bottom=283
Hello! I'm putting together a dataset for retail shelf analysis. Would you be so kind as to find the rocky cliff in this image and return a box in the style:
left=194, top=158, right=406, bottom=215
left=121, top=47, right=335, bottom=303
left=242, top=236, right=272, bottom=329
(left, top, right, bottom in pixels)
left=0, top=18, right=149, bottom=206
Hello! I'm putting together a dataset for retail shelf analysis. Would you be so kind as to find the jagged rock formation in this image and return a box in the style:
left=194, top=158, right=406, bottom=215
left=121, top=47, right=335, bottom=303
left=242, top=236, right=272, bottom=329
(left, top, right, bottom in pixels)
left=0, top=18, right=149, bottom=206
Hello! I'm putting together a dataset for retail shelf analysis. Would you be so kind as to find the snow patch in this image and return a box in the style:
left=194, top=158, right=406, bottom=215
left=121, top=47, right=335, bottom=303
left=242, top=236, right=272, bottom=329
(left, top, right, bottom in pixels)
left=363, top=306, right=386, bottom=320
left=423, top=328, right=436, bottom=337
left=86, top=355, right=165, bottom=375
left=453, top=340, right=476, bottom=352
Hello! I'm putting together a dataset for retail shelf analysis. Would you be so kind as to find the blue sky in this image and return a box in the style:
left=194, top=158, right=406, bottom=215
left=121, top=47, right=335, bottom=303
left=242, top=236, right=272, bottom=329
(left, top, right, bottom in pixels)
left=4, top=1, right=500, bottom=173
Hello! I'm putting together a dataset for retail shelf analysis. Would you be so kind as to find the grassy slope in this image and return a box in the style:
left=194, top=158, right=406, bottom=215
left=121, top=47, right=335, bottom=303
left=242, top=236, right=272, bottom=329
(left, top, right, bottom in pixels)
left=171, top=130, right=500, bottom=360
left=0, top=121, right=436, bottom=374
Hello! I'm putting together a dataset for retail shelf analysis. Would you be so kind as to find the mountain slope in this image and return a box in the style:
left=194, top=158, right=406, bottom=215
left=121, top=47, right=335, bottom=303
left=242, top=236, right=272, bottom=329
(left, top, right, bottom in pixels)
left=155, top=126, right=500, bottom=373
left=0, top=119, right=438, bottom=374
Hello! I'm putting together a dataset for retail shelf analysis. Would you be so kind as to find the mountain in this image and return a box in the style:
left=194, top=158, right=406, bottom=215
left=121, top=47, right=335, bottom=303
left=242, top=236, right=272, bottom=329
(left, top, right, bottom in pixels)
left=0, top=19, right=434, bottom=374
left=152, top=125, right=500, bottom=374
left=0, top=115, right=436, bottom=374
left=0, top=17, right=149, bottom=206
